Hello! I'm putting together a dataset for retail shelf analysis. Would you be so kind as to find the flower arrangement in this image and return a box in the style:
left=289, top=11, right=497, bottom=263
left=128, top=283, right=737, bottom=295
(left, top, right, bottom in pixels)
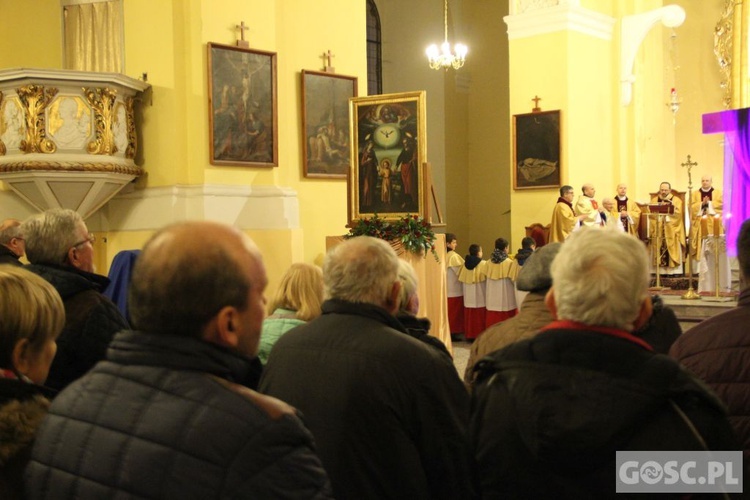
left=345, top=214, right=439, bottom=261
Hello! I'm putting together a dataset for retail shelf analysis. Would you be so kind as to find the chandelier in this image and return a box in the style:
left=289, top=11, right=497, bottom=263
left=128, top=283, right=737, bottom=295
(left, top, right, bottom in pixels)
left=426, top=0, right=467, bottom=70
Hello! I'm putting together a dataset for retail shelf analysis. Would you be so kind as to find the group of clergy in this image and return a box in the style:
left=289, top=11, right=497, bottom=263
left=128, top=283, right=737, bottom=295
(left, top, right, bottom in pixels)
left=548, top=177, right=723, bottom=274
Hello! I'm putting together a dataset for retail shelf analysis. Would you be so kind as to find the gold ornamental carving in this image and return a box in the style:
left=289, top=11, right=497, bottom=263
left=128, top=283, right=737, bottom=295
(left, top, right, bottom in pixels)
left=17, top=84, right=58, bottom=154
left=84, top=86, right=118, bottom=155
left=0, top=91, right=5, bottom=156
left=0, top=160, right=143, bottom=176
left=125, top=96, right=136, bottom=159
left=714, top=0, right=734, bottom=109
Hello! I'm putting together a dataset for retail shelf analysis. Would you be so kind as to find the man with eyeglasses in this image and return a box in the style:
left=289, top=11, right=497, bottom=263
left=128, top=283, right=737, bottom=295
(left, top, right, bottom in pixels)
left=0, top=218, right=25, bottom=266
left=21, top=208, right=129, bottom=390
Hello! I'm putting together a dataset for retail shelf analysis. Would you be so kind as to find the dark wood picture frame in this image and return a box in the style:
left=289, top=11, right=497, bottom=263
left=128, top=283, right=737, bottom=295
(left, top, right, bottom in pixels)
left=208, top=42, right=278, bottom=167
left=348, top=91, right=427, bottom=225
left=513, top=110, right=561, bottom=190
left=301, top=70, right=358, bottom=178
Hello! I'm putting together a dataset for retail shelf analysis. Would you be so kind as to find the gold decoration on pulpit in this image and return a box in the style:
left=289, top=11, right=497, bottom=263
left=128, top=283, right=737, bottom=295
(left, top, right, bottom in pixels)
left=17, top=84, right=58, bottom=154
left=0, top=91, right=5, bottom=156
left=124, top=96, right=136, bottom=159
left=84, top=87, right=118, bottom=155
left=714, top=0, right=734, bottom=109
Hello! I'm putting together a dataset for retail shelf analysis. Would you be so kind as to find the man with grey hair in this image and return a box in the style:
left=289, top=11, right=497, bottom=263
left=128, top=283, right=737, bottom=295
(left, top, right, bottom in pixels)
left=470, top=228, right=737, bottom=497
left=0, top=218, right=25, bottom=266
left=261, top=236, right=473, bottom=500
left=21, top=208, right=129, bottom=390
left=26, top=221, right=332, bottom=498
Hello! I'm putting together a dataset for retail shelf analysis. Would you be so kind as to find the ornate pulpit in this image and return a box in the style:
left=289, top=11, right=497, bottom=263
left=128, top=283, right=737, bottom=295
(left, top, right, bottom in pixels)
left=0, top=68, right=150, bottom=218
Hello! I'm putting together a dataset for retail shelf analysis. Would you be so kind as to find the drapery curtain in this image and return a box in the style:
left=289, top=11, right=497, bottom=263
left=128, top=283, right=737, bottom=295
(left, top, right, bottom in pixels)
left=63, top=0, right=123, bottom=72
left=720, top=109, right=750, bottom=255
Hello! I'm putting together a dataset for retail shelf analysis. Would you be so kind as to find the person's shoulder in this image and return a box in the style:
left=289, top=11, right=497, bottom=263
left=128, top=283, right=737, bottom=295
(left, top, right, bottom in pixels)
left=213, top=377, right=298, bottom=421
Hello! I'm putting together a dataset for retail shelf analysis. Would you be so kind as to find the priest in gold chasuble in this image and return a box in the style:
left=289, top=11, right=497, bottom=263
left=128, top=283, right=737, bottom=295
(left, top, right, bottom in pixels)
left=688, top=175, right=724, bottom=261
left=649, top=182, right=685, bottom=273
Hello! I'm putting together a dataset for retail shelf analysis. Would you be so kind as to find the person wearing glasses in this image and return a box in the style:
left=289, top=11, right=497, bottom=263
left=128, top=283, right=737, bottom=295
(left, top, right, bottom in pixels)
left=0, top=219, right=25, bottom=266
left=21, top=208, right=129, bottom=391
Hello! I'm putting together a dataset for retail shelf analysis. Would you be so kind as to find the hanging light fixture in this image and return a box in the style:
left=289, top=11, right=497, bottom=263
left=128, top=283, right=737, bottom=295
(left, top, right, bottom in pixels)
left=426, top=0, right=467, bottom=70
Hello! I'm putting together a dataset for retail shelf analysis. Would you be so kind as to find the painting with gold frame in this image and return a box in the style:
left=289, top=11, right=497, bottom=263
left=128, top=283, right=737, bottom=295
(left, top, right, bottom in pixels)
left=348, top=91, right=427, bottom=225
left=302, top=70, right=358, bottom=178
left=513, top=110, right=561, bottom=190
left=208, top=42, right=278, bottom=167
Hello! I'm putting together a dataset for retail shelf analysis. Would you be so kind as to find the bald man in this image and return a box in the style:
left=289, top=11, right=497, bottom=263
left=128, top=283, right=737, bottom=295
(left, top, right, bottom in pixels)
left=575, top=183, right=604, bottom=227
left=689, top=175, right=724, bottom=260
left=27, top=221, right=333, bottom=499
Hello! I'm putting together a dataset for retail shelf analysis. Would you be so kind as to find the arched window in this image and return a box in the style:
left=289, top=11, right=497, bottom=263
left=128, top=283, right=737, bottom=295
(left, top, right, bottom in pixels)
left=366, top=0, right=382, bottom=95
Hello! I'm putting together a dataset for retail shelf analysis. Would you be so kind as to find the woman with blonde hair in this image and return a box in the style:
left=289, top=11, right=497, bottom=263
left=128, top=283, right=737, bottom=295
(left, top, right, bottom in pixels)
left=0, top=265, right=64, bottom=499
left=258, top=263, right=324, bottom=364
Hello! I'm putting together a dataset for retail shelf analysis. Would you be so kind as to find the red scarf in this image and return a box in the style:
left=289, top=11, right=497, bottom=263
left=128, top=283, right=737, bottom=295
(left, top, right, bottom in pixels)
left=540, top=320, right=653, bottom=351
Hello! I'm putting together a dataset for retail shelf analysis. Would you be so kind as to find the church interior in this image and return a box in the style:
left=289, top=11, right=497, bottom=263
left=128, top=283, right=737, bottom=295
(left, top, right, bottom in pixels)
left=0, top=0, right=746, bottom=312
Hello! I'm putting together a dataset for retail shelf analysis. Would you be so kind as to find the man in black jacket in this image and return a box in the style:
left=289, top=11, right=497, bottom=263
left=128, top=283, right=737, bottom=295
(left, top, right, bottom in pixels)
left=261, top=236, right=474, bottom=500
left=471, top=227, right=739, bottom=499
left=22, top=208, right=129, bottom=390
left=26, top=221, right=333, bottom=499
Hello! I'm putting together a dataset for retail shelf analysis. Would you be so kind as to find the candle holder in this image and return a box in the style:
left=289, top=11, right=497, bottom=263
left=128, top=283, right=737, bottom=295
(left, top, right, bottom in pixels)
left=703, top=233, right=733, bottom=302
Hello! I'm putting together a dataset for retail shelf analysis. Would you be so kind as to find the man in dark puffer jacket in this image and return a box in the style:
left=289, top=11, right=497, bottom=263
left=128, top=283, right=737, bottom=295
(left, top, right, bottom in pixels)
left=22, top=208, right=129, bottom=390
left=25, top=221, right=332, bottom=499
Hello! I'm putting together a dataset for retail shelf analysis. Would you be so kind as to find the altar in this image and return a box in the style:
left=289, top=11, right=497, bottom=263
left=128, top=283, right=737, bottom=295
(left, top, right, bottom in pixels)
left=326, top=234, right=452, bottom=354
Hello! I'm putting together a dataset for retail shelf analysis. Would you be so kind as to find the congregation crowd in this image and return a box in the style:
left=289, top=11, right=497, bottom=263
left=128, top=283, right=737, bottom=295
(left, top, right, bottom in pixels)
left=0, top=199, right=748, bottom=498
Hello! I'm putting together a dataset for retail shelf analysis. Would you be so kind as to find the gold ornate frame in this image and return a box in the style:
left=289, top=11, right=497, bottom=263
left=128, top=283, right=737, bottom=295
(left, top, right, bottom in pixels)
left=207, top=42, right=278, bottom=167
left=301, top=70, right=357, bottom=179
left=348, top=91, right=427, bottom=225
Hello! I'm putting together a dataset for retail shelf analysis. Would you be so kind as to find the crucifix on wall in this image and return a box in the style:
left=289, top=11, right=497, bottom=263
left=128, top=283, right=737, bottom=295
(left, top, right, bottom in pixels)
left=323, top=50, right=335, bottom=73
left=236, top=21, right=249, bottom=48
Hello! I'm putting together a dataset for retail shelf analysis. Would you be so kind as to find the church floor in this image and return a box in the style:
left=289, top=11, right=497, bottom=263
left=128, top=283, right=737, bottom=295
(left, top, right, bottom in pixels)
left=452, top=340, right=471, bottom=378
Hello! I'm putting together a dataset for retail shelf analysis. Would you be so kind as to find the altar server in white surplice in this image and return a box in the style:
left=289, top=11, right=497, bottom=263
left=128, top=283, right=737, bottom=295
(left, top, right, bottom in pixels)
left=483, top=238, right=518, bottom=329
left=458, top=244, right=486, bottom=341
left=444, top=233, right=465, bottom=339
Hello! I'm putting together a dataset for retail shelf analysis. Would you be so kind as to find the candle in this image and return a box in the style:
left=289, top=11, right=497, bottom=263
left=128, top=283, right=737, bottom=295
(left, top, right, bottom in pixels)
left=713, top=215, right=721, bottom=236
left=701, top=216, right=708, bottom=236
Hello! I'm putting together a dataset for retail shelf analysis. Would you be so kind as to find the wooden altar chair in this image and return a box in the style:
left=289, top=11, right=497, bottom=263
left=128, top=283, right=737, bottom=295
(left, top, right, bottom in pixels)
left=525, top=223, right=549, bottom=247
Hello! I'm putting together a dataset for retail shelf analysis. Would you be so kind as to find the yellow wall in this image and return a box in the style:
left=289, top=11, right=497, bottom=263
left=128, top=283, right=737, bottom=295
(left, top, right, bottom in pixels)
left=0, top=0, right=62, bottom=69
left=0, top=0, right=366, bottom=295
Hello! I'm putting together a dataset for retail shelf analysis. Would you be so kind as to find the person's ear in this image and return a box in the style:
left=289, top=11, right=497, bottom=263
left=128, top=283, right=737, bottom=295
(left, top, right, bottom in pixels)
left=67, top=246, right=78, bottom=266
left=384, top=280, right=401, bottom=314
left=633, top=295, right=653, bottom=331
left=212, top=306, right=240, bottom=348
left=544, top=287, right=558, bottom=319
left=12, top=338, right=31, bottom=376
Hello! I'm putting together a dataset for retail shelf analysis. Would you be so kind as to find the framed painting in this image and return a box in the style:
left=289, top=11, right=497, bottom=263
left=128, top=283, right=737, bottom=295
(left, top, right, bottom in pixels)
left=513, top=110, right=561, bottom=190
left=348, top=91, right=427, bottom=225
left=208, top=42, right=278, bottom=167
left=301, top=70, right=358, bottom=178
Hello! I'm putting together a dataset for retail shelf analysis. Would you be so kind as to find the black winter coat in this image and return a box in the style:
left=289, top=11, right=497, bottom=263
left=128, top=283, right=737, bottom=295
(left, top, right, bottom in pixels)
left=25, top=330, right=333, bottom=499
left=471, top=321, right=739, bottom=499
left=0, top=379, right=53, bottom=500
left=261, top=299, right=475, bottom=500
left=671, top=287, right=750, bottom=463
left=26, top=263, right=129, bottom=390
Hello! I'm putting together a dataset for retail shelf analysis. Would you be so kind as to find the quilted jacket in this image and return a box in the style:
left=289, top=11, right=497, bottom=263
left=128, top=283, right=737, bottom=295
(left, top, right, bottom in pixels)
left=25, top=330, right=333, bottom=499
